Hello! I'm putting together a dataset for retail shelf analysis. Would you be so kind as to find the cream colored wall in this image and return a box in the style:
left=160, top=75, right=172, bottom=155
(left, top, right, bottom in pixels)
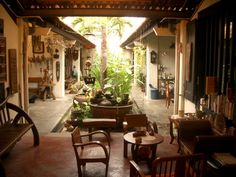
left=144, top=33, right=158, bottom=99
left=27, top=34, right=68, bottom=98
left=158, top=36, right=175, bottom=77
left=144, top=33, right=175, bottom=99
left=53, top=46, right=65, bottom=97
left=28, top=35, right=54, bottom=78
left=0, top=5, right=20, bottom=106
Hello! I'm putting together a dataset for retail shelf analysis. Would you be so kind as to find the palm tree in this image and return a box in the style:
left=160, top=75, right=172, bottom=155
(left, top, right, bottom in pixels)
left=71, top=17, right=132, bottom=88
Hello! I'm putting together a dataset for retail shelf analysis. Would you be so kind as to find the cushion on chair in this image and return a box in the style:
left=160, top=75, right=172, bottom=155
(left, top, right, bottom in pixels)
left=79, top=145, right=108, bottom=159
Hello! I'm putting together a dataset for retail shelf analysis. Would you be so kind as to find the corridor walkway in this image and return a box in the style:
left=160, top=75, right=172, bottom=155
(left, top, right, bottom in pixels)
left=28, top=86, right=174, bottom=136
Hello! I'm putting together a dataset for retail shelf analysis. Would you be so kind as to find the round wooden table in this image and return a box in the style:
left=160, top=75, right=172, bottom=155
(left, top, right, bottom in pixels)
left=123, top=131, right=164, bottom=165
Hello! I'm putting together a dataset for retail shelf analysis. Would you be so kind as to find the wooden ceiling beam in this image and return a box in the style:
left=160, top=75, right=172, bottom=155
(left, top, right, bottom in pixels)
left=18, top=9, right=193, bottom=18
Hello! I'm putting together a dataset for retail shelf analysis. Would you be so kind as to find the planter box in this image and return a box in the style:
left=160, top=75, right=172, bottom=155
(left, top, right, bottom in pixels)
left=90, top=103, right=133, bottom=126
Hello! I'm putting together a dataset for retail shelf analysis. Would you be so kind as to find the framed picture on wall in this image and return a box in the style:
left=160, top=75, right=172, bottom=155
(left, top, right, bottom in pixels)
left=9, top=49, right=18, bottom=93
left=33, top=41, right=44, bottom=53
left=150, top=50, right=157, bottom=64
left=0, top=19, right=3, bottom=36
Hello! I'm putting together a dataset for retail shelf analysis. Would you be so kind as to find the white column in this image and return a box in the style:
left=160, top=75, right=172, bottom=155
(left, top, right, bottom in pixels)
left=178, top=20, right=188, bottom=117
left=146, top=46, right=151, bottom=99
left=53, top=46, right=65, bottom=98
left=174, top=24, right=180, bottom=115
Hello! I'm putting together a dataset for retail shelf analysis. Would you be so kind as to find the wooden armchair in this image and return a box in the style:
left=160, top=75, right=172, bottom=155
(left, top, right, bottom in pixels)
left=130, top=154, right=206, bottom=177
left=123, top=114, right=158, bottom=134
left=123, top=114, right=158, bottom=158
left=178, top=119, right=214, bottom=155
left=71, top=127, right=111, bottom=177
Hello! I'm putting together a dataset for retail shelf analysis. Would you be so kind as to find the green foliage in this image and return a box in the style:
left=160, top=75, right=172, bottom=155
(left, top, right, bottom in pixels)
left=137, top=72, right=146, bottom=87
left=72, top=101, right=92, bottom=122
left=90, top=55, right=102, bottom=90
left=107, top=17, right=132, bottom=38
left=133, top=46, right=146, bottom=90
left=72, top=17, right=132, bottom=39
left=104, top=53, right=133, bottom=101
left=72, top=17, right=101, bottom=35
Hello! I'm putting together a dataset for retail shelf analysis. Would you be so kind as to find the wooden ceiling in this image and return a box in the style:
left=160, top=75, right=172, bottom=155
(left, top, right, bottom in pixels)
left=1, top=0, right=201, bottom=18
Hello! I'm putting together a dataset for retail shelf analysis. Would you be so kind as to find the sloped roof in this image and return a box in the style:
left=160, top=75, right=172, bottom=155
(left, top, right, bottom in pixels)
left=120, top=17, right=178, bottom=48
left=28, top=17, right=96, bottom=49
left=1, top=0, right=202, bottom=18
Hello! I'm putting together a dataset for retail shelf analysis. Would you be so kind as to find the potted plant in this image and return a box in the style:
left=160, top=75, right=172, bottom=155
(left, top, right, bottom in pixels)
left=89, top=54, right=133, bottom=126
left=137, top=72, right=146, bottom=92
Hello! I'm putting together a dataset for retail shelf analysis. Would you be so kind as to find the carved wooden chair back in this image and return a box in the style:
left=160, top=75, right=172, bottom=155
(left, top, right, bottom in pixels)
left=130, top=154, right=206, bottom=177
left=71, top=127, right=110, bottom=177
left=123, top=114, right=148, bottom=134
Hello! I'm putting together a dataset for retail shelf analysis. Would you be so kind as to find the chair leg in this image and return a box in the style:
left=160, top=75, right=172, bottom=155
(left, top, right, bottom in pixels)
left=124, top=140, right=128, bottom=157
left=105, top=164, right=109, bottom=177
left=78, top=166, right=83, bottom=177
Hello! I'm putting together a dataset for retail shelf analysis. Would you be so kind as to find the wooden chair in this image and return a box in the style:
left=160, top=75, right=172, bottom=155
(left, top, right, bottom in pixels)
left=71, top=127, right=111, bottom=177
left=130, top=153, right=206, bottom=177
left=123, top=114, right=158, bottom=158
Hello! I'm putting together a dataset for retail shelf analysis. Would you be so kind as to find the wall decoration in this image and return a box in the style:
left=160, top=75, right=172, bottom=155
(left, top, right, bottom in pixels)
left=150, top=50, right=157, bottom=64
left=8, top=49, right=18, bottom=93
left=0, top=37, right=6, bottom=82
left=53, top=49, right=59, bottom=59
left=0, top=83, right=4, bottom=102
left=0, top=19, right=3, bottom=36
left=56, top=61, right=60, bottom=81
left=73, top=50, right=78, bottom=60
left=33, top=41, right=44, bottom=53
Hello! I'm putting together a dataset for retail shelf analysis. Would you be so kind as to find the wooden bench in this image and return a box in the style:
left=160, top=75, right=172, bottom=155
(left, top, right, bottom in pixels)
left=82, top=118, right=116, bottom=140
left=0, top=96, right=40, bottom=177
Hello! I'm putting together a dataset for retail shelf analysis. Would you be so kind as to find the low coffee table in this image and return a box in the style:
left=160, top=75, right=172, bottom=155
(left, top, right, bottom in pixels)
left=123, top=131, right=164, bottom=164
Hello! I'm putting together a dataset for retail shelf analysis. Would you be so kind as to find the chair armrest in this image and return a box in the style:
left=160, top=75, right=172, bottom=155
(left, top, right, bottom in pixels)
left=80, top=130, right=111, bottom=148
left=73, top=141, right=110, bottom=158
left=147, top=121, right=158, bottom=133
left=129, top=160, right=145, bottom=177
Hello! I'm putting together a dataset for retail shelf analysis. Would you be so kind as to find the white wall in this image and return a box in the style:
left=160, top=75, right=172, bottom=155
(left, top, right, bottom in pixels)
left=158, top=36, right=175, bottom=77
left=53, top=46, right=65, bottom=97
left=0, top=5, right=20, bottom=105
left=143, top=33, right=175, bottom=99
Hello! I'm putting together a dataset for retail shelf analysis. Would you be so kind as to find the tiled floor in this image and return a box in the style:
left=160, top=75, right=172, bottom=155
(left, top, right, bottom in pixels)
left=2, top=86, right=177, bottom=177
left=3, top=133, right=178, bottom=177
left=28, top=86, right=174, bottom=136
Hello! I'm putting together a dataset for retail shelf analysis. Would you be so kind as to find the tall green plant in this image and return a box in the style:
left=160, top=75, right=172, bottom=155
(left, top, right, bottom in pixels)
left=70, top=17, right=132, bottom=89
left=104, top=54, right=133, bottom=101
left=90, top=55, right=102, bottom=90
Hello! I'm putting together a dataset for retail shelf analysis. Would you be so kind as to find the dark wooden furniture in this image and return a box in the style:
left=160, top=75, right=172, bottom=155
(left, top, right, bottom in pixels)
left=71, top=127, right=111, bottom=177
left=178, top=119, right=215, bottom=155
left=28, top=77, right=43, bottom=97
left=129, top=153, right=206, bottom=177
left=178, top=119, right=236, bottom=177
left=178, top=118, right=235, bottom=155
left=90, top=103, right=133, bottom=126
left=169, top=114, right=190, bottom=145
left=82, top=118, right=116, bottom=140
left=123, top=114, right=158, bottom=158
left=124, top=131, right=163, bottom=165
left=0, top=96, right=40, bottom=176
